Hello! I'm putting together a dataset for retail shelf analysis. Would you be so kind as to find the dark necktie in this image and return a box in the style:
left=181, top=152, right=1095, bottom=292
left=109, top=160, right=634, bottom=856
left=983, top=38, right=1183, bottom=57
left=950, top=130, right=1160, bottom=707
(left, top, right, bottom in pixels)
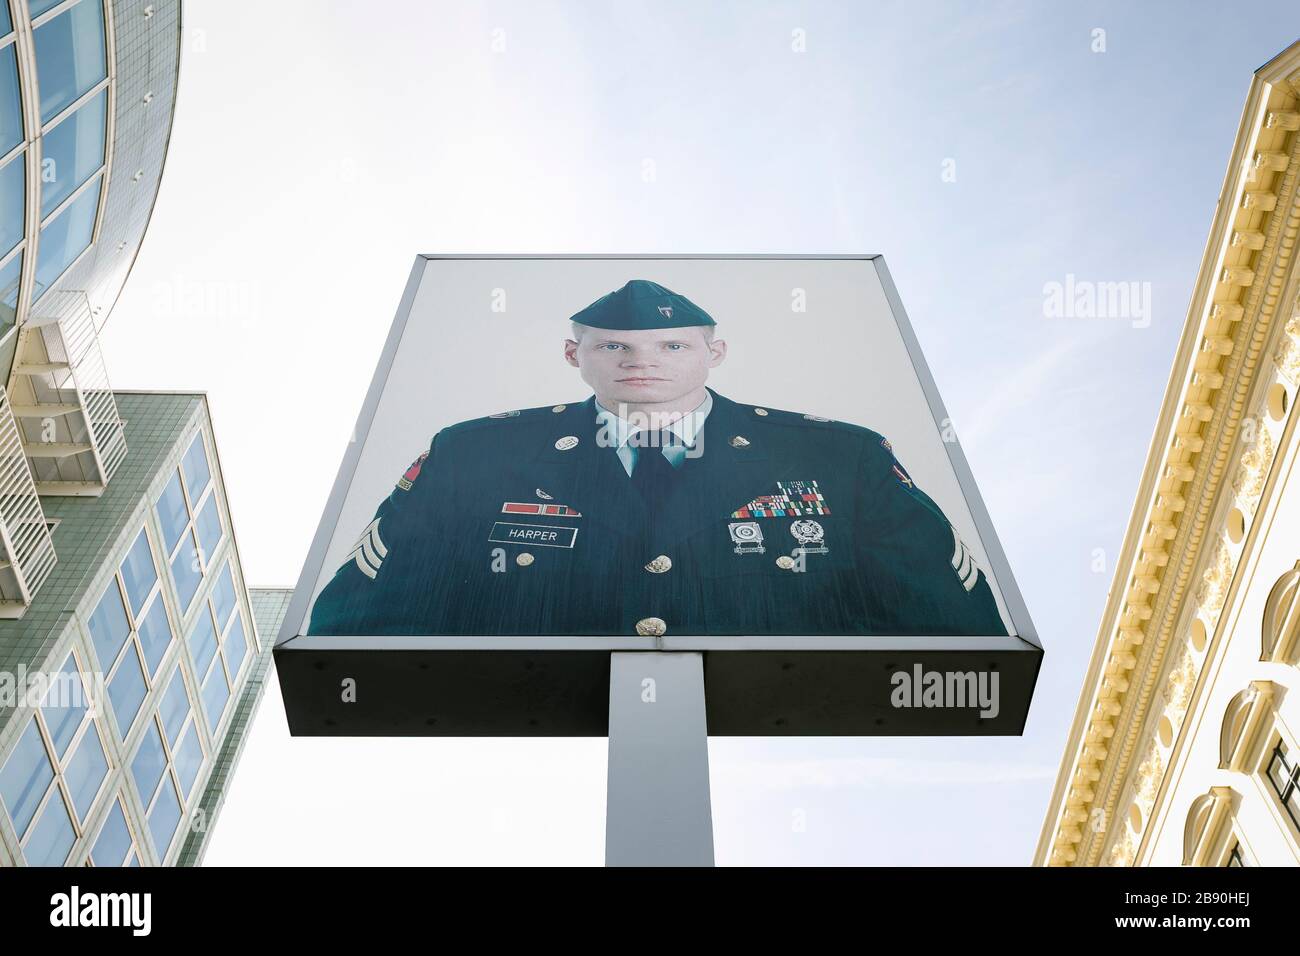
left=629, top=429, right=680, bottom=503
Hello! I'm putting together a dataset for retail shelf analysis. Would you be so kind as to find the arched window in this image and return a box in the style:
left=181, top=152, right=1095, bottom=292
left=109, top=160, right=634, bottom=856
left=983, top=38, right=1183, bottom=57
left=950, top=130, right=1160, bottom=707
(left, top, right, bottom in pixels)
left=1261, top=561, right=1300, bottom=664
left=1219, top=682, right=1275, bottom=771
left=1182, top=787, right=1235, bottom=865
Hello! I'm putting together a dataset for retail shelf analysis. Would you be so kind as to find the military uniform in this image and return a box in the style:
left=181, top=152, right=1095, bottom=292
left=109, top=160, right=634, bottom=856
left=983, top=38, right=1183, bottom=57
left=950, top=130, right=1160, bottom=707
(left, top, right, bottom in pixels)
left=309, top=278, right=1006, bottom=638
left=308, top=385, right=1007, bottom=638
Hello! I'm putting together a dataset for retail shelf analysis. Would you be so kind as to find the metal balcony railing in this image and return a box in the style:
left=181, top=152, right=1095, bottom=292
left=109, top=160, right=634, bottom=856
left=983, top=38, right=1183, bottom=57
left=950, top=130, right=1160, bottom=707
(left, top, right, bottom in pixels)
left=0, top=386, right=57, bottom=618
left=7, top=291, right=127, bottom=496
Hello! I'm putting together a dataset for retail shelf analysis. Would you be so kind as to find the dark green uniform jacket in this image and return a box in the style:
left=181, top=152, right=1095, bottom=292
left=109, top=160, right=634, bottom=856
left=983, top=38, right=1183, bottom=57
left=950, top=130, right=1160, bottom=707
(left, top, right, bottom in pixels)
left=308, top=388, right=1007, bottom=637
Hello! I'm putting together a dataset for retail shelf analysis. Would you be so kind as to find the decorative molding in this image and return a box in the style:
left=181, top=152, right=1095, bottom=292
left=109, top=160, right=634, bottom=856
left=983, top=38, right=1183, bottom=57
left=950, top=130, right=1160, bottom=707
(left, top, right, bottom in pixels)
left=1038, top=41, right=1300, bottom=867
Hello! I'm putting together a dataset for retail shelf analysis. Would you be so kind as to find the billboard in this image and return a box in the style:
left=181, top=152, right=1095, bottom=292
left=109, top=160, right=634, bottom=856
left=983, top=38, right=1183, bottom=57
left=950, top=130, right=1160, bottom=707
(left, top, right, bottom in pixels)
left=276, top=256, right=1040, bottom=735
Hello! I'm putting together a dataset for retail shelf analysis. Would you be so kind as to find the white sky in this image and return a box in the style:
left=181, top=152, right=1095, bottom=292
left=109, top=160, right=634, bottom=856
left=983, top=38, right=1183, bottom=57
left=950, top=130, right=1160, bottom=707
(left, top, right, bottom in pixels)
left=100, top=0, right=1300, bottom=864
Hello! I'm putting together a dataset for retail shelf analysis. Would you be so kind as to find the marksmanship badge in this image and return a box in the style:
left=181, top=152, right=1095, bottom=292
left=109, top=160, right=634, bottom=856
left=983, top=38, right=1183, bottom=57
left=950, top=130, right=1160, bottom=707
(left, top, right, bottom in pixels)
left=790, top=519, right=827, bottom=555
left=728, top=521, right=765, bottom=554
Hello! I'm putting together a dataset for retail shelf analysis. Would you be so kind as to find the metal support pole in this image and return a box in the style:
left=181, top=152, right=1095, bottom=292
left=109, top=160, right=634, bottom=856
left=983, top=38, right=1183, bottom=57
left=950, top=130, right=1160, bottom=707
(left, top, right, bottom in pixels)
left=605, top=651, right=714, bottom=866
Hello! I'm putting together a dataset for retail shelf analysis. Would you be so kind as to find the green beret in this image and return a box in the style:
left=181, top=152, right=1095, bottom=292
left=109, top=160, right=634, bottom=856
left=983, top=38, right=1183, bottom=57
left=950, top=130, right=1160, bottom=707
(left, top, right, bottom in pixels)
left=569, top=279, right=716, bottom=330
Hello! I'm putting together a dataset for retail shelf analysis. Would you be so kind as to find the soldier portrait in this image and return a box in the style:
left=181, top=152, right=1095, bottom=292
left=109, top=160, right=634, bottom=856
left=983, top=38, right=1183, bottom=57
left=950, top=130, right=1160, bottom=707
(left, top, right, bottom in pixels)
left=306, top=273, right=1010, bottom=639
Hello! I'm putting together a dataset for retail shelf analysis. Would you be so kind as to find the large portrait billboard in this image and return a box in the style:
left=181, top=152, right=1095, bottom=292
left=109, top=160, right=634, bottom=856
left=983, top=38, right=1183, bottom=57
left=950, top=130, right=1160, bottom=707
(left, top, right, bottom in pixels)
left=277, top=256, right=1040, bottom=735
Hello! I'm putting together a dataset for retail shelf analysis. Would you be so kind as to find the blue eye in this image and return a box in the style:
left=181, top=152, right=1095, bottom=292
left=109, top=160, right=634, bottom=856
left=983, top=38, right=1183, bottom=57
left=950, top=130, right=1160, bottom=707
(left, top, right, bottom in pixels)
left=598, top=343, right=626, bottom=351
left=665, top=343, right=686, bottom=350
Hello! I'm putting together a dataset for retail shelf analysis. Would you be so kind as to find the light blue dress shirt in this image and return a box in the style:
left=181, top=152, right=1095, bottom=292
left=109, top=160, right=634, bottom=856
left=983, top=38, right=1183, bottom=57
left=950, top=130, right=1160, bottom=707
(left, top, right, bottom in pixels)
left=594, top=391, right=714, bottom=477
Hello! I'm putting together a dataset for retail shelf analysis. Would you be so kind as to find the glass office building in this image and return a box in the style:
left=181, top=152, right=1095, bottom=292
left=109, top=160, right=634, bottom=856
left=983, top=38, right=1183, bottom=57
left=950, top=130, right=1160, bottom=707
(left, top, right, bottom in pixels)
left=0, top=392, right=270, bottom=866
left=0, top=0, right=183, bottom=615
left=0, top=3, right=273, bottom=866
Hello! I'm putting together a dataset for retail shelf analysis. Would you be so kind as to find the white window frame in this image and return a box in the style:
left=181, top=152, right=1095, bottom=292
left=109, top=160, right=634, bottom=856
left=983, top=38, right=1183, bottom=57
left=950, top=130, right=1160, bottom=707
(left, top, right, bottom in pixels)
left=94, top=523, right=175, bottom=739
left=2, top=647, right=112, bottom=865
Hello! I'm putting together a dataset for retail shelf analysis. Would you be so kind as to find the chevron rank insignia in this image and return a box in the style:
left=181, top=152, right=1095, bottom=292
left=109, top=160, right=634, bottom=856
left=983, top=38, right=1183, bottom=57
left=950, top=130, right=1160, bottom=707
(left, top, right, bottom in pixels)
left=950, top=528, right=982, bottom=593
left=346, top=518, right=388, bottom=580
left=730, top=480, right=830, bottom=518
left=396, top=451, right=428, bottom=491
left=891, top=463, right=914, bottom=489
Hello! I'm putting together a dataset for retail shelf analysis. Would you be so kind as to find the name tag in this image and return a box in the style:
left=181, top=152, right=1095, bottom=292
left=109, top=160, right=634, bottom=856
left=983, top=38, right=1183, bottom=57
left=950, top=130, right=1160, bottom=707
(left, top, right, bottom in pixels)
left=489, top=522, right=578, bottom=549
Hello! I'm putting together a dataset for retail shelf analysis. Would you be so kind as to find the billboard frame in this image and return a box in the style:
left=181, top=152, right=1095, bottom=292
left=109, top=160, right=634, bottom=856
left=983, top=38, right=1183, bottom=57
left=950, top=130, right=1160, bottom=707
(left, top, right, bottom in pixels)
left=275, top=255, right=1041, bottom=736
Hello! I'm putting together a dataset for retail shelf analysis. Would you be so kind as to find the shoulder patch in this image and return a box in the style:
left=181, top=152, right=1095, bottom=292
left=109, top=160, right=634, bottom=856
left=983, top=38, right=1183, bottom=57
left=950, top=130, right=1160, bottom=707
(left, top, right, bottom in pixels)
left=396, top=451, right=428, bottom=491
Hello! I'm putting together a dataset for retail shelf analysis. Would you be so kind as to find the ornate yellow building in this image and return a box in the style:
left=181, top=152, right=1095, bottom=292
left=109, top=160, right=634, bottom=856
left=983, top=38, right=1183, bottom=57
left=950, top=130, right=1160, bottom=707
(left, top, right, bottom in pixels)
left=1036, top=40, right=1300, bottom=867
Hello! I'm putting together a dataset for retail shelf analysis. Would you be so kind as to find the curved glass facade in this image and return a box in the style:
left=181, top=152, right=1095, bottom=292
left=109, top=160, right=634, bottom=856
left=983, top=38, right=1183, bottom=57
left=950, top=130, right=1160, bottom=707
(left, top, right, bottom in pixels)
left=0, top=0, right=112, bottom=337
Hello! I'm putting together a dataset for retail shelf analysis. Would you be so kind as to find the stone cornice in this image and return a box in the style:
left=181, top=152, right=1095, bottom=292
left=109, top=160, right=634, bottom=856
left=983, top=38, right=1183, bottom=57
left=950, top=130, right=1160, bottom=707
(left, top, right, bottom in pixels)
left=1035, top=40, right=1300, bottom=866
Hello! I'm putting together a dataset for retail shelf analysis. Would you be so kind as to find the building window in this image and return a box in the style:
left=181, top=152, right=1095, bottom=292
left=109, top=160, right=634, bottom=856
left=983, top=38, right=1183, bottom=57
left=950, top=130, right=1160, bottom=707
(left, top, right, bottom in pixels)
left=0, top=2, right=12, bottom=38
left=156, top=432, right=223, bottom=613
left=129, top=668, right=206, bottom=863
left=0, top=653, right=109, bottom=865
left=32, top=0, right=107, bottom=124
left=30, top=1, right=72, bottom=19
left=39, top=86, right=107, bottom=218
left=87, top=526, right=175, bottom=739
left=89, top=796, right=141, bottom=867
left=190, top=562, right=247, bottom=734
left=33, top=174, right=100, bottom=297
left=1265, top=740, right=1300, bottom=831
left=0, top=40, right=21, bottom=155
left=0, top=151, right=23, bottom=258
left=0, top=248, right=19, bottom=333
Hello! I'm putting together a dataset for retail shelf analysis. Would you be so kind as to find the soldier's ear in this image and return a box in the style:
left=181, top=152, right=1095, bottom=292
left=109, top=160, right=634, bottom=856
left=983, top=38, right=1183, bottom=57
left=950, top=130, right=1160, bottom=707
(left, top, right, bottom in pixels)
left=563, top=338, right=580, bottom=367
left=707, top=337, right=727, bottom=367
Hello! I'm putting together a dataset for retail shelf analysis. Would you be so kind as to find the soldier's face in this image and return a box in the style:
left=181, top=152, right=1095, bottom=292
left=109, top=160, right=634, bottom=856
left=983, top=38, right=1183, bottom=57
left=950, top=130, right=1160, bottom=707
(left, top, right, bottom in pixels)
left=564, top=326, right=726, bottom=406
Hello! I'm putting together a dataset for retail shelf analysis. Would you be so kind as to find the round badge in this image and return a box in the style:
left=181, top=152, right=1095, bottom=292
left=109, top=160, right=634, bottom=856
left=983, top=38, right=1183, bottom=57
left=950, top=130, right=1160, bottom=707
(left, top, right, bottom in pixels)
left=754, top=408, right=768, bottom=416
left=516, top=553, right=534, bottom=567
left=776, top=555, right=796, bottom=570
left=552, top=405, right=566, bottom=413
left=635, top=617, right=667, bottom=636
left=729, top=435, right=751, bottom=448
left=555, top=435, right=579, bottom=450
left=644, top=555, right=672, bottom=574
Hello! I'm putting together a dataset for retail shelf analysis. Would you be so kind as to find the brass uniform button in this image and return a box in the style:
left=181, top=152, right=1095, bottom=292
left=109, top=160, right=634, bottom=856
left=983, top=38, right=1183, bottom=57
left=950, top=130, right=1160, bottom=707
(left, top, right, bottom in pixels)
left=635, top=617, right=667, bottom=636
left=645, top=555, right=672, bottom=573
left=516, top=552, right=534, bottom=567
left=729, top=435, right=750, bottom=448
left=552, top=404, right=566, bottom=413
left=754, top=407, right=768, bottom=416
left=776, top=555, right=796, bottom=570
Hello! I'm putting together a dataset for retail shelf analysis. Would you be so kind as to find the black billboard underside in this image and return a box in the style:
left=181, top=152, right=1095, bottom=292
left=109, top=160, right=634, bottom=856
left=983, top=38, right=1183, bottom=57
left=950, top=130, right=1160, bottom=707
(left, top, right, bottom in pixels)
left=274, top=641, right=1041, bottom=736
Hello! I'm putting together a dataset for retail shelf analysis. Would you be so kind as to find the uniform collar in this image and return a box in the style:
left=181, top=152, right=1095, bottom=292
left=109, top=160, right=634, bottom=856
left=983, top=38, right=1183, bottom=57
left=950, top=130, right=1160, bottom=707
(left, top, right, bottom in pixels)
left=593, top=390, right=713, bottom=449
